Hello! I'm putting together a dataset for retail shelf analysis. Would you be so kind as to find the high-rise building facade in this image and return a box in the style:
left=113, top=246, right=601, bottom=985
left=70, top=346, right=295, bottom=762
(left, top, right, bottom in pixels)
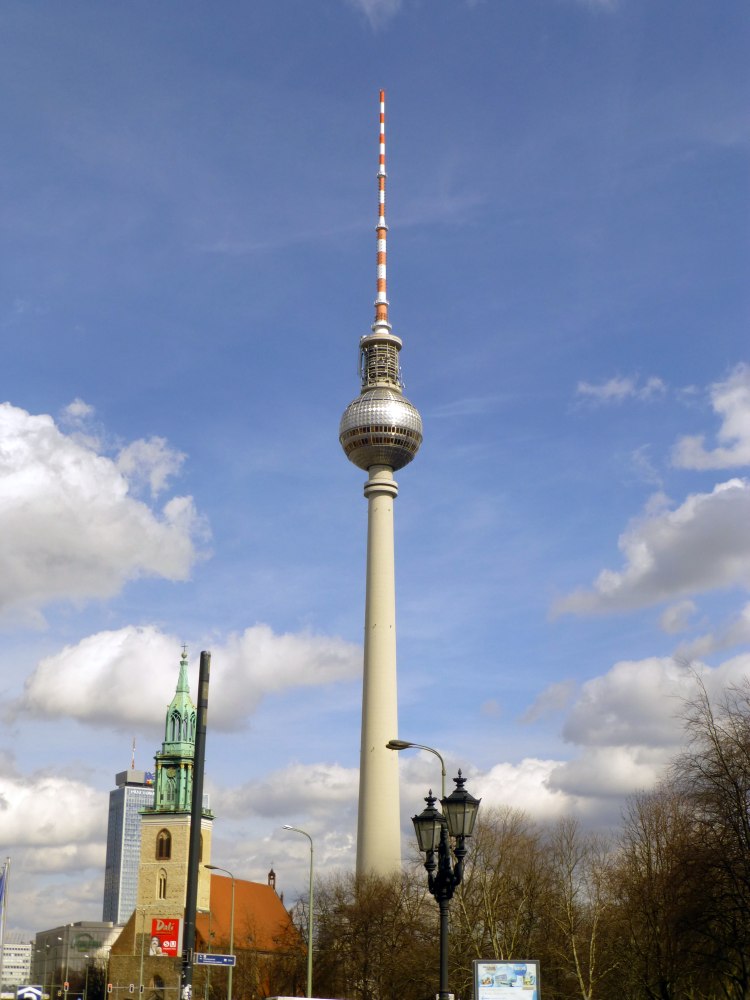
left=102, top=770, right=155, bottom=924
left=339, top=91, right=423, bottom=875
left=1, top=940, right=32, bottom=992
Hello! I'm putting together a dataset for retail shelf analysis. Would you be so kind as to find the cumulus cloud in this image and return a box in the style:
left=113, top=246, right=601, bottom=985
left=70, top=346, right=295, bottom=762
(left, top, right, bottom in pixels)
left=117, top=436, right=186, bottom=498
left=0, top=402, right=205, bottom=623
left=532, top=654, right=750, bottom=816
left=521, top=680, right=575, bottom=723
left=562, top=657, right=693, bottom=748
left=547, top=745, right=669, bottom=800
left=576, top=374, right=665, bottom=404
left=659, top=599, right=697, bottom=634
left=18, top=623, right=361, bottom=731
left=553, top=479, right=750, bottom=615
left=675, top=602, right=750, bottom=661
left=61, top=397, right=95, bottom=424
left=212, top=761, right=359, bottom=821
left=672, top=363, right=750, bottom=469
left=0, top=768, right=104, bottom=849
left=472, top=758, right=570, bottom=823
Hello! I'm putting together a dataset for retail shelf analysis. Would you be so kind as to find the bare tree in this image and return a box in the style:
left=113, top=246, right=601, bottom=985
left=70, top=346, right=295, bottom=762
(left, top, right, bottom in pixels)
left=614, top=784, right=705, bottom=1000
left=671, top=676, right=750, bottom=999
left=452, top=807, right=549, bottom=976
left=546, top=817, right=620, bottom=1000
left=311, top=871, right=435, bottom=1000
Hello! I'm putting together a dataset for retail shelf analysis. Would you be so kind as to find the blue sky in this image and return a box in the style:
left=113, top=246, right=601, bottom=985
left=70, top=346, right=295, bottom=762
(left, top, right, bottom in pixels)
left=1, top=0, right=749, bottom=937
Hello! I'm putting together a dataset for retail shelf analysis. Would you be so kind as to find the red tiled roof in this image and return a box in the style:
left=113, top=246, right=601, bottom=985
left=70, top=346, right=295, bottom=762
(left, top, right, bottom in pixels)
left=195, top=875, right=298, bottom=954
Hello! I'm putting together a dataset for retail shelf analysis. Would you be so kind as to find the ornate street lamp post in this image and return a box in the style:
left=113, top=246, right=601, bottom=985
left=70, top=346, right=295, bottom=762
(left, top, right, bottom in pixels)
left=412, top=771, right=480, bottom=1000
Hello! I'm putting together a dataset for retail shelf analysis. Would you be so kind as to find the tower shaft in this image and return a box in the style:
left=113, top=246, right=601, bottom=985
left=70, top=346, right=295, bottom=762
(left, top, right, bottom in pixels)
left=339, top=92, right=423, bottom=877
left=356, top=466, right=401, bottom=874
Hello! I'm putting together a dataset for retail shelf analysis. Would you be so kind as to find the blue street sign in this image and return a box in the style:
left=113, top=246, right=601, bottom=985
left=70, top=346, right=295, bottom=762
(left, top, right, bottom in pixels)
left=194, top=954, right=236, bottom=967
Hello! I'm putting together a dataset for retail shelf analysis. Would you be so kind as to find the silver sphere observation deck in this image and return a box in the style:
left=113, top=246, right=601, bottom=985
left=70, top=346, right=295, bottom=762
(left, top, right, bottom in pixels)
left=339, top=384, right=423, bottom=472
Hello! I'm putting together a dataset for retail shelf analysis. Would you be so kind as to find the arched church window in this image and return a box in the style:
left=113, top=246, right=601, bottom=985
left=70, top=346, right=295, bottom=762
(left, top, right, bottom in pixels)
left=170, top=711, right=181, bottom=742
left=156, top=829, right=172, bottom=860
left=189, top=713, right=196, bottom=741
left=158, top=869, right=167, bottom=899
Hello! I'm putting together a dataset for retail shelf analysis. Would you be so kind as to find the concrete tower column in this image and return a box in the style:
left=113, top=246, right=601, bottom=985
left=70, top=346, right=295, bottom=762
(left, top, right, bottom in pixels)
left=357, top=466, right=401, bottom=873
left=339, top=92, right=423, bottom=877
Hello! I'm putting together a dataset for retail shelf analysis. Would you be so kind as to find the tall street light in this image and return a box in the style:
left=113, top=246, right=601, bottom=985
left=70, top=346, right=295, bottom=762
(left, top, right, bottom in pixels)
left=204, top=866, right=235, bottom=1000
left=411, top=767, right=480, bottom=1000
left=283, top=826, right=314, bottom=999
left=386, top=739, right=446, bottom=798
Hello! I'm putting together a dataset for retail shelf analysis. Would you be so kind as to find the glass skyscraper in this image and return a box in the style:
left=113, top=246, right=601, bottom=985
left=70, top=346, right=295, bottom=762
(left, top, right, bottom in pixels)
left=102, top=770, right=155, bottom=924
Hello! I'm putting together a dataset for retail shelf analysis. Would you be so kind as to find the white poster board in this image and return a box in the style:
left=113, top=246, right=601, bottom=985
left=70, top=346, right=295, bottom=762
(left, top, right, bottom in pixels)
left=473, top=960, right=540, bottom=1000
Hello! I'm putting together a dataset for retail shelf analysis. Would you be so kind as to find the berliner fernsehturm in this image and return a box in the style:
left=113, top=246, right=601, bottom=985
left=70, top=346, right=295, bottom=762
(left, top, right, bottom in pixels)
left=339, top=91, right=423, bottom=876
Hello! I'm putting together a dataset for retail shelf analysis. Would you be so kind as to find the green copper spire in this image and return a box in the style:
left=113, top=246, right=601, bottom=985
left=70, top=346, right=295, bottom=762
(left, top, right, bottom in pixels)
left=163, top=647, right=196, bottom=754
left=145, top=647, right=208, bottom=815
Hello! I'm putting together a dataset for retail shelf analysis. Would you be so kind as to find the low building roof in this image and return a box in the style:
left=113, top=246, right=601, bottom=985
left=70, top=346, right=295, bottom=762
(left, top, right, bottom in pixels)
left=196, top=875, right=298, bottom=954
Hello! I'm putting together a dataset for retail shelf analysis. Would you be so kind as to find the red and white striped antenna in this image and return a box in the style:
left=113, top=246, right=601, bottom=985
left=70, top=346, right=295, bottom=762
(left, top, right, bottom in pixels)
left=374, top=89, right=390, bottom=332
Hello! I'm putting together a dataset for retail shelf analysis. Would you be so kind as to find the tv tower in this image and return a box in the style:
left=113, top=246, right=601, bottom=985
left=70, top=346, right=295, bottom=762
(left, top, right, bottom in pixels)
left=339, top=91, right=423, bottom=876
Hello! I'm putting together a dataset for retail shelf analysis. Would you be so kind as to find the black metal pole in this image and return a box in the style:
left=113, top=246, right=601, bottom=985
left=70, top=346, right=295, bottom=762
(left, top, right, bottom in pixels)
left=438, top=895, right=450, bottom=1000
left=181, top=650, right=211, bottom=1000
left=436, top=823, right=452, bottom=1000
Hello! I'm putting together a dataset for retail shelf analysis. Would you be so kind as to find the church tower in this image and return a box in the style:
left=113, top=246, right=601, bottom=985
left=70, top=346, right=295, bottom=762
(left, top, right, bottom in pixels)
left=339, top=92, right=423, bottom=875
left=136, top=649, right=214, bottom=918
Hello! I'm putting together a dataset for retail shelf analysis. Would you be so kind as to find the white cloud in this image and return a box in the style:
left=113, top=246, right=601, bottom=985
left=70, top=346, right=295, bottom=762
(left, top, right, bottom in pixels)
left=673, top=363, right=750, bottom=469
left=18, top=623, right=361, bottom=731
left=521, top=680, right=575, bottom=723
left=343, top=0, right=401, bottom=28
left=61, top=397, right=95, bottom=423
left=117, top=436, right=186, bottom=498
left=472, top=758, right=570, bottom=823
left=659, top=599, right=697, bottom=634
left=576, top=374, right=665, bottom=404
left=553, top=479, right=750, bottom=615
left=208, top=625, right=360, bottom=727
left=212, top=761, right=359, bottom=821
left=0, top=769, right=104, bottom=849
left=675, top=602, right=750, bottom=660
left=547, top=745, right=668, bottom=800
left=0, top=402, right=205, bottom=622
left=561, top=657, right=693, bottom=748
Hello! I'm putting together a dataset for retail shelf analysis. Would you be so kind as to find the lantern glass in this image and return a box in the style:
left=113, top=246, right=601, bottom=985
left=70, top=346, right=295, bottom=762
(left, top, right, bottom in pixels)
left=441, top=770, right=481, bottom=839
left=412, top=792, right=445, bottom=853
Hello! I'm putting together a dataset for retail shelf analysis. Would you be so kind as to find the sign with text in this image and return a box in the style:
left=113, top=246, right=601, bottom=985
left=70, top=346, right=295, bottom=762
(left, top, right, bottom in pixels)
left=195, top=954, right=236, bottom=967
left=150, top=917, right=182, bottom=957
left=474, top=960, right=540, bottom=1000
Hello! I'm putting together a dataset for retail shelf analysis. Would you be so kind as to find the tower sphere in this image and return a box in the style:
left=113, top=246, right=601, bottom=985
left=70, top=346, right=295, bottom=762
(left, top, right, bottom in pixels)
left=339, top=386, right=423, bottom=471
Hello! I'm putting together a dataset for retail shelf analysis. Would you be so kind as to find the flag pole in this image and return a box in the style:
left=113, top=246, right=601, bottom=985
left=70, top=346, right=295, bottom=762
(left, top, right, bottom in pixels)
left=0, top=858, right=10, bottom=988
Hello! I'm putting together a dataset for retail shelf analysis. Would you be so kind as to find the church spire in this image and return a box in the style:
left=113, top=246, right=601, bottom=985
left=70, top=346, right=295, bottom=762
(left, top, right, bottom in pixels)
left=146, top=648, right=202, bottom=814
left=163, top=647, right=196, bottom=753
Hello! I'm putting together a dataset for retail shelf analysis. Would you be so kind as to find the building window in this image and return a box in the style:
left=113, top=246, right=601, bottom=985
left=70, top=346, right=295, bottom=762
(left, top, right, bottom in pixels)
left=156, top=829, right=171, bottom=860
left=158, top=869, right=167, bottom=899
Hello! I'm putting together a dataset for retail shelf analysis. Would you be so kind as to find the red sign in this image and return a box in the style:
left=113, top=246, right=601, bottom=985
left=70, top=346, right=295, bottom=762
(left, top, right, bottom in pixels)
left=149, top=918, right=181, bottom=957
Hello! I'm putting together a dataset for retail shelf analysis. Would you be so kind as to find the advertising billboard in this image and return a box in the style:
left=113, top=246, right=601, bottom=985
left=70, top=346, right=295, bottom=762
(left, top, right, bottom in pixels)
left=149, top=918, right=182, bottom=957
left=474, top=960, right=540, bottom=999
